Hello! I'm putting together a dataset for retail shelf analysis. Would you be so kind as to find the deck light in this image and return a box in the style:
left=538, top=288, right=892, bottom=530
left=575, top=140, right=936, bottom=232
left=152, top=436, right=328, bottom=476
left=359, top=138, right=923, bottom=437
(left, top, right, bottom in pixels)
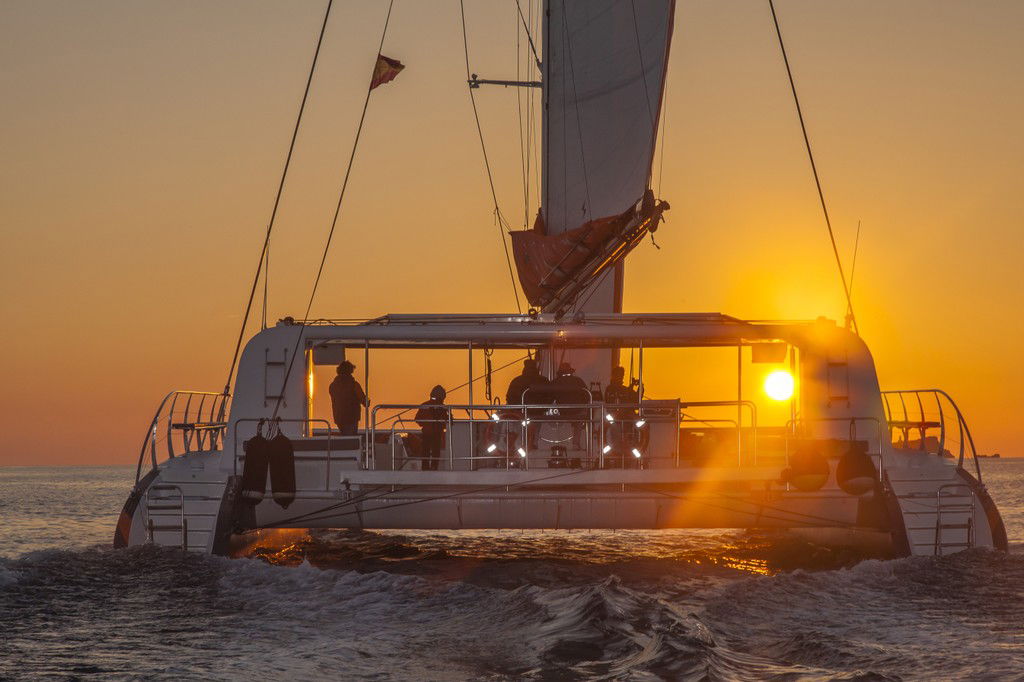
left=605, top=413, right=615, bottom=423
left=764, top=369, right=795, bottom=401
left=635, top=419, right=646, bottom=428
left=631, top=448, right=642, bottom=459
left=490, top=412, right=500, bottom=422
left=521, top=419, right=530, bottom=427
left=486, top=443, right=498, bottom=453
left=517, top=447, right=527, bottom=458
left=602, top=445, right=612, bottom=454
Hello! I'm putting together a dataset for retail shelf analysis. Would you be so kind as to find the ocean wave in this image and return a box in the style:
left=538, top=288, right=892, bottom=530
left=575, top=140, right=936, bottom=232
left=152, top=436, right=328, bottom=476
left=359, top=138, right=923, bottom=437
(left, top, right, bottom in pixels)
left=1, top=540, right=1022, bottom=680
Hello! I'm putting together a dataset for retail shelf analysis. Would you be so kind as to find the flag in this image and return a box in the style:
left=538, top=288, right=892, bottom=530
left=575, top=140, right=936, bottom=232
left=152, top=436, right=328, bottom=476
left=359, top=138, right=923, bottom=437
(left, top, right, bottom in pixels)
left=370, top=54, right=404, bottom=90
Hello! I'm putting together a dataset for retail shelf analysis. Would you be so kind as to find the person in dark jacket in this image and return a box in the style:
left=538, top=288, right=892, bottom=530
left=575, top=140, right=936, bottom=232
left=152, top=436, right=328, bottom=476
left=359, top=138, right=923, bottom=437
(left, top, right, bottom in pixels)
left=604, top=366, right=641, bottom=466
left=505, top=359, right=549, bottom=450
left=415, top=385, right=448, bottom=471
left=551, top=362, right=590, bottom=448
left=604, top=366, right=639, bottom=418
left=505, top=358, right=547, bottom=405
left=329, top=361, right=367, bottom=436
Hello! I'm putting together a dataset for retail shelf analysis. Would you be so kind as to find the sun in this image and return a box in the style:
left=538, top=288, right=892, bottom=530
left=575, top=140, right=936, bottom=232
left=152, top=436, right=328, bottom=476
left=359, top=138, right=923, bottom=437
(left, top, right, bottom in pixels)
left=764, top=369, right=795, bottom=401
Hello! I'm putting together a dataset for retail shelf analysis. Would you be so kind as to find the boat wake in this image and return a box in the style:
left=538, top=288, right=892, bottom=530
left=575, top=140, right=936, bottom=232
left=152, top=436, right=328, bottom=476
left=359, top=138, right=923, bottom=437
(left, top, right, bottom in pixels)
left=2, top=531, right=1022, bottom=680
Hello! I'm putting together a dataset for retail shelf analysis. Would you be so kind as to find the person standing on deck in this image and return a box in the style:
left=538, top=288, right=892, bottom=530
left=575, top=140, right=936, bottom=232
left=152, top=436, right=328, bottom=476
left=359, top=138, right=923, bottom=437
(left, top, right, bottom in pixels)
left=329, top=361, right=367, bottom=436
left=604, top=366, right=639, bottom=418
left=415, top=385, right=448, bottom=471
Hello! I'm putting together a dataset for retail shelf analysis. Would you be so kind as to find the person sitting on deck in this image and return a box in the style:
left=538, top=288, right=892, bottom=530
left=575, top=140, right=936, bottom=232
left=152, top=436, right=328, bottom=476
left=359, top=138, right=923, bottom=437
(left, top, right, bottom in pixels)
left=504, top=358, right=549, bottom=450
left=415, top=385, right=448, bottom=471
left=506, top=358, right=547, bottom=405
left=329, top=360, right=367, bottom=436
left=550, top=362, right=590, bottom=449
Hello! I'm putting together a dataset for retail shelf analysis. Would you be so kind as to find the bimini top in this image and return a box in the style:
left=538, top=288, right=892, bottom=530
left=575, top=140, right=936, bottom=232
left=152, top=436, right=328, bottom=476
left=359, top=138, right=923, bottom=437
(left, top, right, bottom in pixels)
left=273, top=312, right=833, bottom=350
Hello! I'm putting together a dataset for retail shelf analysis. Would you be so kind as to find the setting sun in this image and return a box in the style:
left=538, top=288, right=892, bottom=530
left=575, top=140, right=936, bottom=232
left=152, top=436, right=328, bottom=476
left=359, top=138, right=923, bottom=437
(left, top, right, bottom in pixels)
left=764, top=369, right=795, bottom=401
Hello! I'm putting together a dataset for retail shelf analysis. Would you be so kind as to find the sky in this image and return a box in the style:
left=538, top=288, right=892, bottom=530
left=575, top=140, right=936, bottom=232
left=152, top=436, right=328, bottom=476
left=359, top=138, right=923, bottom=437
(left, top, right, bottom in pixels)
left=1, top=0, right=1021, bottom=466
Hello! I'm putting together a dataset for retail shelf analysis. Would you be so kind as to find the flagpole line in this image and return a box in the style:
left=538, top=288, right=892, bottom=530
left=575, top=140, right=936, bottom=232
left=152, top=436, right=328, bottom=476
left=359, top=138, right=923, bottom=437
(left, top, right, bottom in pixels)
left=270, top=0, right=397, bottom=420
left=222, top=0, right=334, bottom=397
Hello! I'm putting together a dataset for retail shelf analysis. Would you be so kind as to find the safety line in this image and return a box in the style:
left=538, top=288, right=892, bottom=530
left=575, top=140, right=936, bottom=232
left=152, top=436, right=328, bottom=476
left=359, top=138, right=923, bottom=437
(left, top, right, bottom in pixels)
left=767, top=0, right=859, bottom=335
left=270, top=0, right=396, bottom=419
left=459, top=0, right=523, bottom=313
left=221, top=0, right=334, bottom=396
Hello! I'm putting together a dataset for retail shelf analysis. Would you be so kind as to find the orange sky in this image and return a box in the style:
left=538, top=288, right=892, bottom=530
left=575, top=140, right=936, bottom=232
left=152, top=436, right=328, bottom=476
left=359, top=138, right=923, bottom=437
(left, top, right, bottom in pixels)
left=1, top=0, right=1021, bottom=465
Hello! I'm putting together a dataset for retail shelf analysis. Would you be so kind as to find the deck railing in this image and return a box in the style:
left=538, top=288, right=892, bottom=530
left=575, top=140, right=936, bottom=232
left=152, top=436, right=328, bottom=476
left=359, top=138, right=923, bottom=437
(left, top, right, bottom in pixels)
left=135, top=390, right=229, bottom=483
left=367, top=399, right=763, bottom=471
left=881, top=389, right=982, bottom=482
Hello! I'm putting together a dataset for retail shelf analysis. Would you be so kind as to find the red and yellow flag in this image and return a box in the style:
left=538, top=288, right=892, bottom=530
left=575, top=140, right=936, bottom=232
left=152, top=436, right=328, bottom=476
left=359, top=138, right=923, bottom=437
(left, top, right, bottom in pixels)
left=370, top=54, right=404, bottom=90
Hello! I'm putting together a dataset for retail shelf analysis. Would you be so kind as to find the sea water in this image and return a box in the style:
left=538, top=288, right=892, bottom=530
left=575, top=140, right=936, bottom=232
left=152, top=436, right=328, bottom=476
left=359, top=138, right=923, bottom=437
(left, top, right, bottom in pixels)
left=1, top=462, right=1022, bottom=680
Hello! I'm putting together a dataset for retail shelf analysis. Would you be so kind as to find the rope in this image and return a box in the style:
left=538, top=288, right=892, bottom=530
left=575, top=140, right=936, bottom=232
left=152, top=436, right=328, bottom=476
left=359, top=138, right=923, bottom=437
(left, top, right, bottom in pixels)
left=630, top=1, right=657, bottom=144
left=261, top=242, right=269, bottom=329
left=657, top=67, right=668, bottom=199
left=375, top=352, right=530, bottom=427
left=767, top=0, right=858, bottom=334
left=514, top=0, right=541, bottom=71
left=221, top=0, right=334, bottom=396
left=270, top=0, right=396, bottom=418
left=849, top=220, right=861, bottom=292
left=459, top=0, right=523, bottom=313
left=560, top=11, right=594, bottom=224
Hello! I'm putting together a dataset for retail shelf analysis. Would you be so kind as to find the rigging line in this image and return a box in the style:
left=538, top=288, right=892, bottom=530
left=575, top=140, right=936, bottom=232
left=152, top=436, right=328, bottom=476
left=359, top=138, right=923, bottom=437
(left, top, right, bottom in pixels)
left=514, top=0, right=541, bottom=73
left=256, top=484, right=417, bottom=528
left=767, top=0, right=858, bottom=335
left=657, top=70, right=668, bottom=200
left=459, top=0, right=523, bottom=314
left=573, top=264, right=615, bottom=313
left=270, top=0, right=396, bottom=420
left=516, top=5, right=528, bottom=226
left=261, top=241, right=269, bottom=329
left=561, top=11, right=593, bottom=224
left=222, top=0, right=334, bottom=396
left=375, top=352, right=531, bottom=427
left=630, top=1, right=657, bottom=152
left=848, top=219, right=861, bottom=298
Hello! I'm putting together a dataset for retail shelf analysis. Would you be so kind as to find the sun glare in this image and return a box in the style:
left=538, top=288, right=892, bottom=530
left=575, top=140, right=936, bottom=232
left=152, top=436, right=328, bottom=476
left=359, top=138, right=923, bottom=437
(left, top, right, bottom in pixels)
left=764, top=370, right=794, bottom=401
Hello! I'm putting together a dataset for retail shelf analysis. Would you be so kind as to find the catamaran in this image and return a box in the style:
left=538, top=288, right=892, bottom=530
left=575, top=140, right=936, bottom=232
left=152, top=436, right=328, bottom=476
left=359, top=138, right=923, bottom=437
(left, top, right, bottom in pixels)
left=115, top=0, right=1007, bottom=558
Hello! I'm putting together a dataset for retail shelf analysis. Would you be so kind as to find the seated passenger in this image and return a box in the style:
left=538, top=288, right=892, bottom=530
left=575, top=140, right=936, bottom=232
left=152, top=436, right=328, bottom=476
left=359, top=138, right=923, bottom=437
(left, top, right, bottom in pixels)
left=550, top=362, right=590, bottom=448
left=551, top=361, right=589, bottom=397
left=506, top=358, right=547, bottom=405
left=415, top=385, right=447, bottom=471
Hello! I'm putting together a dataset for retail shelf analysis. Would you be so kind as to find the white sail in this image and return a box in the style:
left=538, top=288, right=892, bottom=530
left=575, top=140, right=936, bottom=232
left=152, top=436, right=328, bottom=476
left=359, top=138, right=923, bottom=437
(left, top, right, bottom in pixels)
left=542, top=0, right=674, bottom=239
left=538, top=0, right=674, bottom=386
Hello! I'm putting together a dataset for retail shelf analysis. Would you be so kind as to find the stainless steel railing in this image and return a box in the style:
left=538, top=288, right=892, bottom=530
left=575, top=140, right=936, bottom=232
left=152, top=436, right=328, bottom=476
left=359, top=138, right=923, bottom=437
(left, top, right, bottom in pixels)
left=369, top=400, right=689, bottom=471
left=232, top=418, right=336, bottom=491
left=881, top=389, right=982, bottom=482
left=135, top=390, right=230, bottom=483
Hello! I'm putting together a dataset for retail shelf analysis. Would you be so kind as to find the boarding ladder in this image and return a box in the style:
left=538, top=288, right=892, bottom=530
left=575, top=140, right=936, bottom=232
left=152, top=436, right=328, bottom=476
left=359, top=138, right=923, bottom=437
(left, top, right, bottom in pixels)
left=933, top=483, right=975, bottom=556
left=145, top=484, right=188, bottom=551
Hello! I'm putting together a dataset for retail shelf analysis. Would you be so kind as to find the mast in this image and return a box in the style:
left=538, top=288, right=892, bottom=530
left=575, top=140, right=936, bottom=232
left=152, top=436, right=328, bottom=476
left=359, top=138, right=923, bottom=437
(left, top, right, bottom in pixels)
left=535, top=0, right=675, bottom=385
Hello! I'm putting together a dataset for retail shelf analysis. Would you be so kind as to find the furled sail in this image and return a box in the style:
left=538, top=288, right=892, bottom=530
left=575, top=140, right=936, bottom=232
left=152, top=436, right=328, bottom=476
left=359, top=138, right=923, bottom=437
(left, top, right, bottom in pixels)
left=516, top=0, right=674, bottom=387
